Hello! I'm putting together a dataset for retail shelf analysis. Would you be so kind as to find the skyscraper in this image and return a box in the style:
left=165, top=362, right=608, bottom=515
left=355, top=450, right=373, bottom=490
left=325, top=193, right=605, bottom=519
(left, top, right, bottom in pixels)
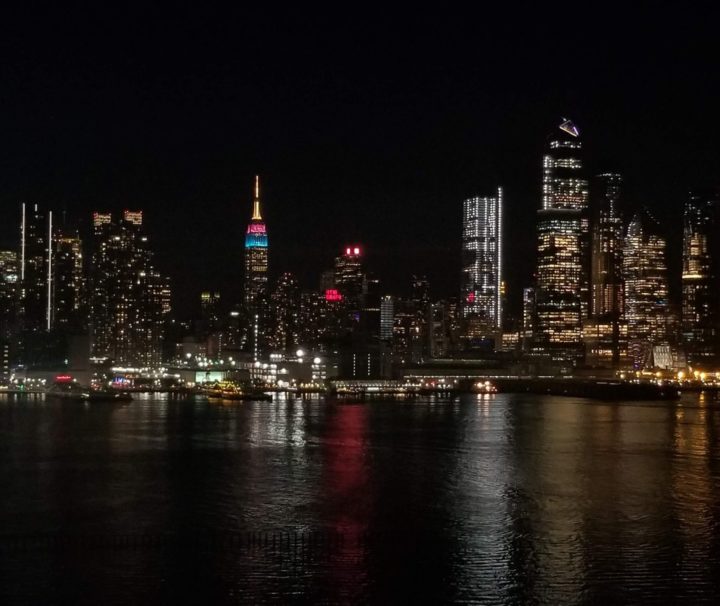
left=681, top=188, right=720, bottom=363
left=461, top=188, right=503, bottom=329
left=624, top=211, right=670, bottom=367
left=19, top=203, right=53, bottom=333
left=585, top=173, right=626, bottom=367
left=268, top=272, right=300, bottom=352
left=53, top=232, right=85, bottom=330
left=0, top=251, right=18, bottom=380
left=244, top=176, right=269, bottom=360
left=534, top=119, right=589, bottom=362
left=90, top=210, right=170, bottom=366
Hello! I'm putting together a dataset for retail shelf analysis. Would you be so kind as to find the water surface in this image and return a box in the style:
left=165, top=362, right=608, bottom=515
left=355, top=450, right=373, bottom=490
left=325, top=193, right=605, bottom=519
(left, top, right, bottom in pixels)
left=1, top=393, right=719, bottom=604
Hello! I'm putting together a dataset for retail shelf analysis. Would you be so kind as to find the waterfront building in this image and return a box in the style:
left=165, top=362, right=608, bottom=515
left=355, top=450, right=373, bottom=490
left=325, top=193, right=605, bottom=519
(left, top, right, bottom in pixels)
left=90, top=210, right=170, bottom=366
left=623, top=211, right=670, bottom=367
left=533, top=119, right=589, bottom=363
left=681, top=188, right=720, bottom=364
left=243, top=176, right=269, bottom=360
left=461, top=188, right=503, bottom=329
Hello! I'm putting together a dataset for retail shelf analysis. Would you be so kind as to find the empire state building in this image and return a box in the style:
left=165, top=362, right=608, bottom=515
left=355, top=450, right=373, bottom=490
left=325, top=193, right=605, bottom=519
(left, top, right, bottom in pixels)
left=243, top=176, right=269, bottom=359
left=244, top=175, right=269, bottom=309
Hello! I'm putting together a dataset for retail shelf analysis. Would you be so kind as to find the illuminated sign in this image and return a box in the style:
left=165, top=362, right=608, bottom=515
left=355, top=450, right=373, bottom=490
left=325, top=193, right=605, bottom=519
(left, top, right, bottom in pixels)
left=54, top=375, right=73, bottom=383
left=466, top=292, right=476, bottom=304
left=325, top=289, right=343, bottom=302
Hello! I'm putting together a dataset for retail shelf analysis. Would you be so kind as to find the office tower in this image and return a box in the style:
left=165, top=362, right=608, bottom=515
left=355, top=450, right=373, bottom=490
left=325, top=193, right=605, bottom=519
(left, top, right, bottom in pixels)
left=53, top=232, right=85, bottom=330
left=0, top=251, right=18, bottom=379
left=681, top=188, right=720, bottom=363
left=334, top=246, right=364, bottom=307
left=534, top=119, right=589, bottom=362
left=591, top=174, right=624, bottom=317
left=90, top=210, right=170, bottom=366
left=585, top=173, right=626, bottom=366
left=243, top=176, right=269, bottom=359
left=198, top=291, right=222, bottom=338
left=269, top=272, right=300, bottom=352
left=380, top=296, right=394, bottom=340
left=461, top=188, right=503, bottom=329
left=244, top=176, right=269, bottom=308
left=19, top=203, right=53, bottom=333
left=623, top=211, right=670, bottom=367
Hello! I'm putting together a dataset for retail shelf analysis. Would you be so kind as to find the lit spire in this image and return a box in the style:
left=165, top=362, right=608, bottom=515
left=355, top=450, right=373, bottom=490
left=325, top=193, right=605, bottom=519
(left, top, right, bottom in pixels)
left=252, top=175, right=262, bottom=220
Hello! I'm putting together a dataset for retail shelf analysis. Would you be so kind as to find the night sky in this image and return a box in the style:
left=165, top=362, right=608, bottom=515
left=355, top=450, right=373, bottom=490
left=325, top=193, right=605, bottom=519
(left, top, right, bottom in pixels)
left=1, top=5, right=719, bottom=318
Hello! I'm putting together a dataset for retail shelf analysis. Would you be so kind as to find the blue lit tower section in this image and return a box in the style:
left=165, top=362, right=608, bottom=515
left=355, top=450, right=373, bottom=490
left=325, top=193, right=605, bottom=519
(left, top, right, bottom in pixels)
left=461, top=187, right=503, bottom=328
left=534, top=118, right=588, bottom=363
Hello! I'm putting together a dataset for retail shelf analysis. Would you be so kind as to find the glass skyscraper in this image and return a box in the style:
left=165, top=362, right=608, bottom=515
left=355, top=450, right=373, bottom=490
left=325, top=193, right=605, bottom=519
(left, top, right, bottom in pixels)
left=681, top=188, right=720, bottom=363
left=534, top=119, right=589, bottom=362
left=461, top=187, right=503, bottom=329
left=623, top=211, right=669, bottom=368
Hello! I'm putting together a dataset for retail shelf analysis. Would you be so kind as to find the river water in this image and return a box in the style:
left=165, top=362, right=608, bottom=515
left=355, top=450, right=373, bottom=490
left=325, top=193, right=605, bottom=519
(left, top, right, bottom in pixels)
left=1, top=392, right=719, bottom=604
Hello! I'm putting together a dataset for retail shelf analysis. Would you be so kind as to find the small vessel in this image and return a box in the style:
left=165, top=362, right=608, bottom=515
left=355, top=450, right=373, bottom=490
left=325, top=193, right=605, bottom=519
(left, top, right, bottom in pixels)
left=46, top=381, right=90, bottom=401
left=46, top=381, right=132, bottom=403
left=203, top=381, right=272, bottom=402
left=473, top=380, right=498, bottom=394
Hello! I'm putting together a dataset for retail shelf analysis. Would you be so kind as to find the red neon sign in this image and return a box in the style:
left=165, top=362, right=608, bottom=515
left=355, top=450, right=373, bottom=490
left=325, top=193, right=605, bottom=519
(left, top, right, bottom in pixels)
left=325, top=289, right=343, bottom=302
left=55, top=375, right=73, bottom=383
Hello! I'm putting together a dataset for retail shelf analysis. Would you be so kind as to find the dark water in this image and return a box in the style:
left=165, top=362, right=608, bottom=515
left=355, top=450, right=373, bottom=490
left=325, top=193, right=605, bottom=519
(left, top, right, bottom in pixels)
left=1, top=392, right=720, bottom=604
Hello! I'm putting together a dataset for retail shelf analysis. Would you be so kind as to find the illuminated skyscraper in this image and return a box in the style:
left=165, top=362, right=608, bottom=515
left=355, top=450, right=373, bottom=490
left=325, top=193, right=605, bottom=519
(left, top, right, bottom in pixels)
left=585, top=173, right=626, bottom=366
left=461, top=188, right=503, bottom=329
left=243, top=176, right=269, bottom=360
left=19, top=203, right=53, bottom=333
left=681, top=188, right=720, bottom=363
left=53, top=231, right=85, bottom=330
left=243, top=176, right=269, bottom=308
left=334, top=246, right=364, bottom=308
left=268, top=272, right=300, bottom=352
left=623, top=211, right=670, bottom=367
left=0, top=251, right=18, bottom=379
left=90, top=211, right=170, bottom=366
left=534, top=119, right=589, bottom=362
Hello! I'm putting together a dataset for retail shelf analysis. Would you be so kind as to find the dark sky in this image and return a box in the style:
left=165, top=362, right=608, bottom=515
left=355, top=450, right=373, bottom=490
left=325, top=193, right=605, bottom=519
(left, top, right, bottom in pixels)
left=1, top=5, right=719, bottom=317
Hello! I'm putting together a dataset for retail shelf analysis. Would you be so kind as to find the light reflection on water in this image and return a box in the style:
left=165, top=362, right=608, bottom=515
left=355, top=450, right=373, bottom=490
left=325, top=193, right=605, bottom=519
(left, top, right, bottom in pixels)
left=0, top=392, right=719, bottom=603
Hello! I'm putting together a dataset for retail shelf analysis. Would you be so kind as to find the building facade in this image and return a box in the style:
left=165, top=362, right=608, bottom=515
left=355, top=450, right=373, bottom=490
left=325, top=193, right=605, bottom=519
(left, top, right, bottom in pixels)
left=243, top=176, right=269, bottom=359
left=461, top=188, right=503, bottom=329
left=90, top=211, right=170, bottom=366
left=681, top=188, right=720, bottom=364
left=623, top=212, right=670, bottom=367
left=533, top=119, right=589, bottom=363
left=586, top=173, right=627, bottom=367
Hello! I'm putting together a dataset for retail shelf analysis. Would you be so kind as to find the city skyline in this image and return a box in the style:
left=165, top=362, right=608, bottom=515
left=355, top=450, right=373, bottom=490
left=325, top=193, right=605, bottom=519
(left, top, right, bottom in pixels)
left=1, top=8, right=719, bottom=317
